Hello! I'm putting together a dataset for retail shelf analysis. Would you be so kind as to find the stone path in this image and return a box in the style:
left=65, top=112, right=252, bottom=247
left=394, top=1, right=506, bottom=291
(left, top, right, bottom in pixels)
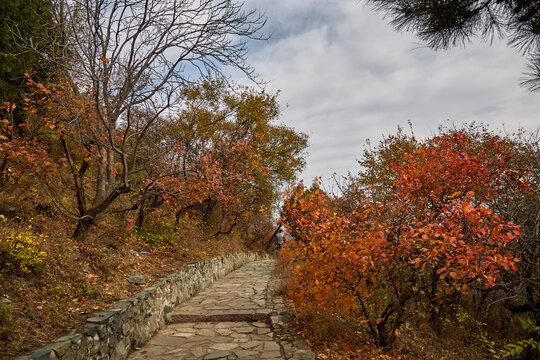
left=127, top=259, right=315, bottom=360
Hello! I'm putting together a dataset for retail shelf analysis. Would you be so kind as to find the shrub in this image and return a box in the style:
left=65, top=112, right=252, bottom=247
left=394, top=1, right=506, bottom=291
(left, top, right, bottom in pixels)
left=282, top=132, right=524, bottom=348
left=144, top=232, right=166, bottom=246
left=0, top=231, right=47, bottom=276
left=484, top=316, right=540, bottom=359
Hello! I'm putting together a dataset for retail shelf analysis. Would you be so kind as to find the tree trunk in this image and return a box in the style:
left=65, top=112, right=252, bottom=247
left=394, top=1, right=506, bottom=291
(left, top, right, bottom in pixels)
left=204, top=199, right=216, bottom=223
left=95, top=146, right=107, bottom=204
left=266, top=224, right=281, bottom=250
left=214, top=217, right=237, bottom=236
left=73, top=216, right=94, bottom=241
left=175, top=198, right=213, bottom=227
left=106, top=147, right=115, bottom=190
left=0, top=152, right=8, bottom=189
left=135, top=195, right=147, bottom=230
left=428, top=303, right=443, bottom=335
left=72, top=185, right=131, bottom=241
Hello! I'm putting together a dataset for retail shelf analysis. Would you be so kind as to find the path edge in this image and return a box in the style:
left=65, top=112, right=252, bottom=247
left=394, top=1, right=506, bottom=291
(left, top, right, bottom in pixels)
left=267, top=270, right=316, bottom=360
left=18, top=252, right=270, bottom=360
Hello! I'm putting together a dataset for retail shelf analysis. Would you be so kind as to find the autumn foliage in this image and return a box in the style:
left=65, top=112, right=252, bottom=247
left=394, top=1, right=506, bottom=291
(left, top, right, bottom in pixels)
left=282, top=131, right=527, bottom=348
left=0, top=75, right=307, bottom=241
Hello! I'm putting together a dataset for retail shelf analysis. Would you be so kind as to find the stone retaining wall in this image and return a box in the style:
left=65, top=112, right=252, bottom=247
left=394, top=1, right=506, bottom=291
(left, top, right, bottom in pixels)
left=19, top=252, right=269, bottom=360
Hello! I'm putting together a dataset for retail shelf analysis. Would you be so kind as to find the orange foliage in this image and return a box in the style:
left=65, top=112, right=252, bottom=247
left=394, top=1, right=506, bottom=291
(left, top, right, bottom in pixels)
left=282, top=132, right=526, bottom=348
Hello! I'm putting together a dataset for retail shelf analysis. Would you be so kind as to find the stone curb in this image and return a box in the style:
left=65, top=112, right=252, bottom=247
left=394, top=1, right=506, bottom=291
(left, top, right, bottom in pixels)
left=17, top=252, right=270, bottom=360
left=266, top=271, right=316, bottom=360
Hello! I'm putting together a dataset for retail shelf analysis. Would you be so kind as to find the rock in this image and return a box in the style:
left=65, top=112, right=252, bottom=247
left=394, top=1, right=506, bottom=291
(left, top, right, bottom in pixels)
left=87, top=311, right=117, bottom=325
left=84, top=324, right=99, bottom=336
left=29, top=350, right=55, bottom=360
left=263, top=341, right=281, bottom=351
left=233, top=349, right=260, bottom=357
left=128, top=273, right=147, bottom=285
left=50, top=341, right=71, bottom=357
left=30, top=339, right=73, bottom=360
left=55, top=334, right=82, bottom=345
left=0, top=203, right=21, bottom=217
left=209, top=343, right=238, bottom=351
left=296, top=350, right=316, bottom=360
left=204, top=351, right=232, bottom=360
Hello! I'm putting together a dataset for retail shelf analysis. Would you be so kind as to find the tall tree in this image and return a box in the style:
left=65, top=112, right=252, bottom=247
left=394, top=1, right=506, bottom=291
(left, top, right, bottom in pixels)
left=59, top=0, right=266, bottom=240
left=367, top=0, right=540, bottom=91
left=2, top=0, right=267, bottom=241
left=141, top=78, right=308, bottom=233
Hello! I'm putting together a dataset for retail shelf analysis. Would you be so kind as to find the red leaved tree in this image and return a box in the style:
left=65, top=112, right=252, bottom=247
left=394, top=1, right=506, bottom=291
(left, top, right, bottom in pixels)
left=282, top=132, right=525, bottom=347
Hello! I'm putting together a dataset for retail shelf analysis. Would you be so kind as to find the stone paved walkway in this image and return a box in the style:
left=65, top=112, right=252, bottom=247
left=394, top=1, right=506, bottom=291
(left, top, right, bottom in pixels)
left=127, top=259, right=315, bottom=360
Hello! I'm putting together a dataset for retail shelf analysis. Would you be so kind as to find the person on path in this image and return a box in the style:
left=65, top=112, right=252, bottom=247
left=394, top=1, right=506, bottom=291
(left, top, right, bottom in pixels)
left=274, top=227, right=285, bottom=250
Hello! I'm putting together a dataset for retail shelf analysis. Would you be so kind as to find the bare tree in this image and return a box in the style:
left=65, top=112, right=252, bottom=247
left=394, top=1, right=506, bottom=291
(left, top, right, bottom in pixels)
left=36, top=0, right=266, bottom=240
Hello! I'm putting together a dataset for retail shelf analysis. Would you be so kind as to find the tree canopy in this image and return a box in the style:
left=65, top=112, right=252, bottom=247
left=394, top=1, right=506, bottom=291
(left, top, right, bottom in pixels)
left=282, top=124, right=538, bottom=350
left=0, top=0, right=310, bottom=242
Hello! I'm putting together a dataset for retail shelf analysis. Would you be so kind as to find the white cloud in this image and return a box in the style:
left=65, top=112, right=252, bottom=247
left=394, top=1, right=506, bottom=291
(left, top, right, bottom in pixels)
left=241, top=0, right=540, bottom=184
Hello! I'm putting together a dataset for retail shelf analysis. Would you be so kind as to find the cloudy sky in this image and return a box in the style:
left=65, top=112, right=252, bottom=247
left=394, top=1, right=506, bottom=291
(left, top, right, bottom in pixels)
left=237, top=0, right=540, bottom=184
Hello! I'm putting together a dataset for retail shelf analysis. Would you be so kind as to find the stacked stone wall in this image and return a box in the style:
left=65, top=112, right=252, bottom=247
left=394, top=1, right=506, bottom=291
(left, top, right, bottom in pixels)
left=19, top=252, right=269, bottom=360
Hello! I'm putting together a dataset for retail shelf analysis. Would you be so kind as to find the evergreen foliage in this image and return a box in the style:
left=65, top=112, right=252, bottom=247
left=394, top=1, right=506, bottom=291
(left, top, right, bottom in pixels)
left=0, top=0, right=52, bottom=104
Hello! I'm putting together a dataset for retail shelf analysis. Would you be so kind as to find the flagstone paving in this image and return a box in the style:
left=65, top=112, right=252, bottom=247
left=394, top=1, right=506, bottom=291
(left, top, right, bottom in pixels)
left=127, top=259, right=315, bottom=360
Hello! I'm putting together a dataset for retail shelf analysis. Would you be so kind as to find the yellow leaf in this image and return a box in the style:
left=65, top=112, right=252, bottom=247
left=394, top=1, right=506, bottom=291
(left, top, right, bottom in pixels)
left=466, top=191, right=475, bottom=197
left=449, top=191, right=461, bottom=198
